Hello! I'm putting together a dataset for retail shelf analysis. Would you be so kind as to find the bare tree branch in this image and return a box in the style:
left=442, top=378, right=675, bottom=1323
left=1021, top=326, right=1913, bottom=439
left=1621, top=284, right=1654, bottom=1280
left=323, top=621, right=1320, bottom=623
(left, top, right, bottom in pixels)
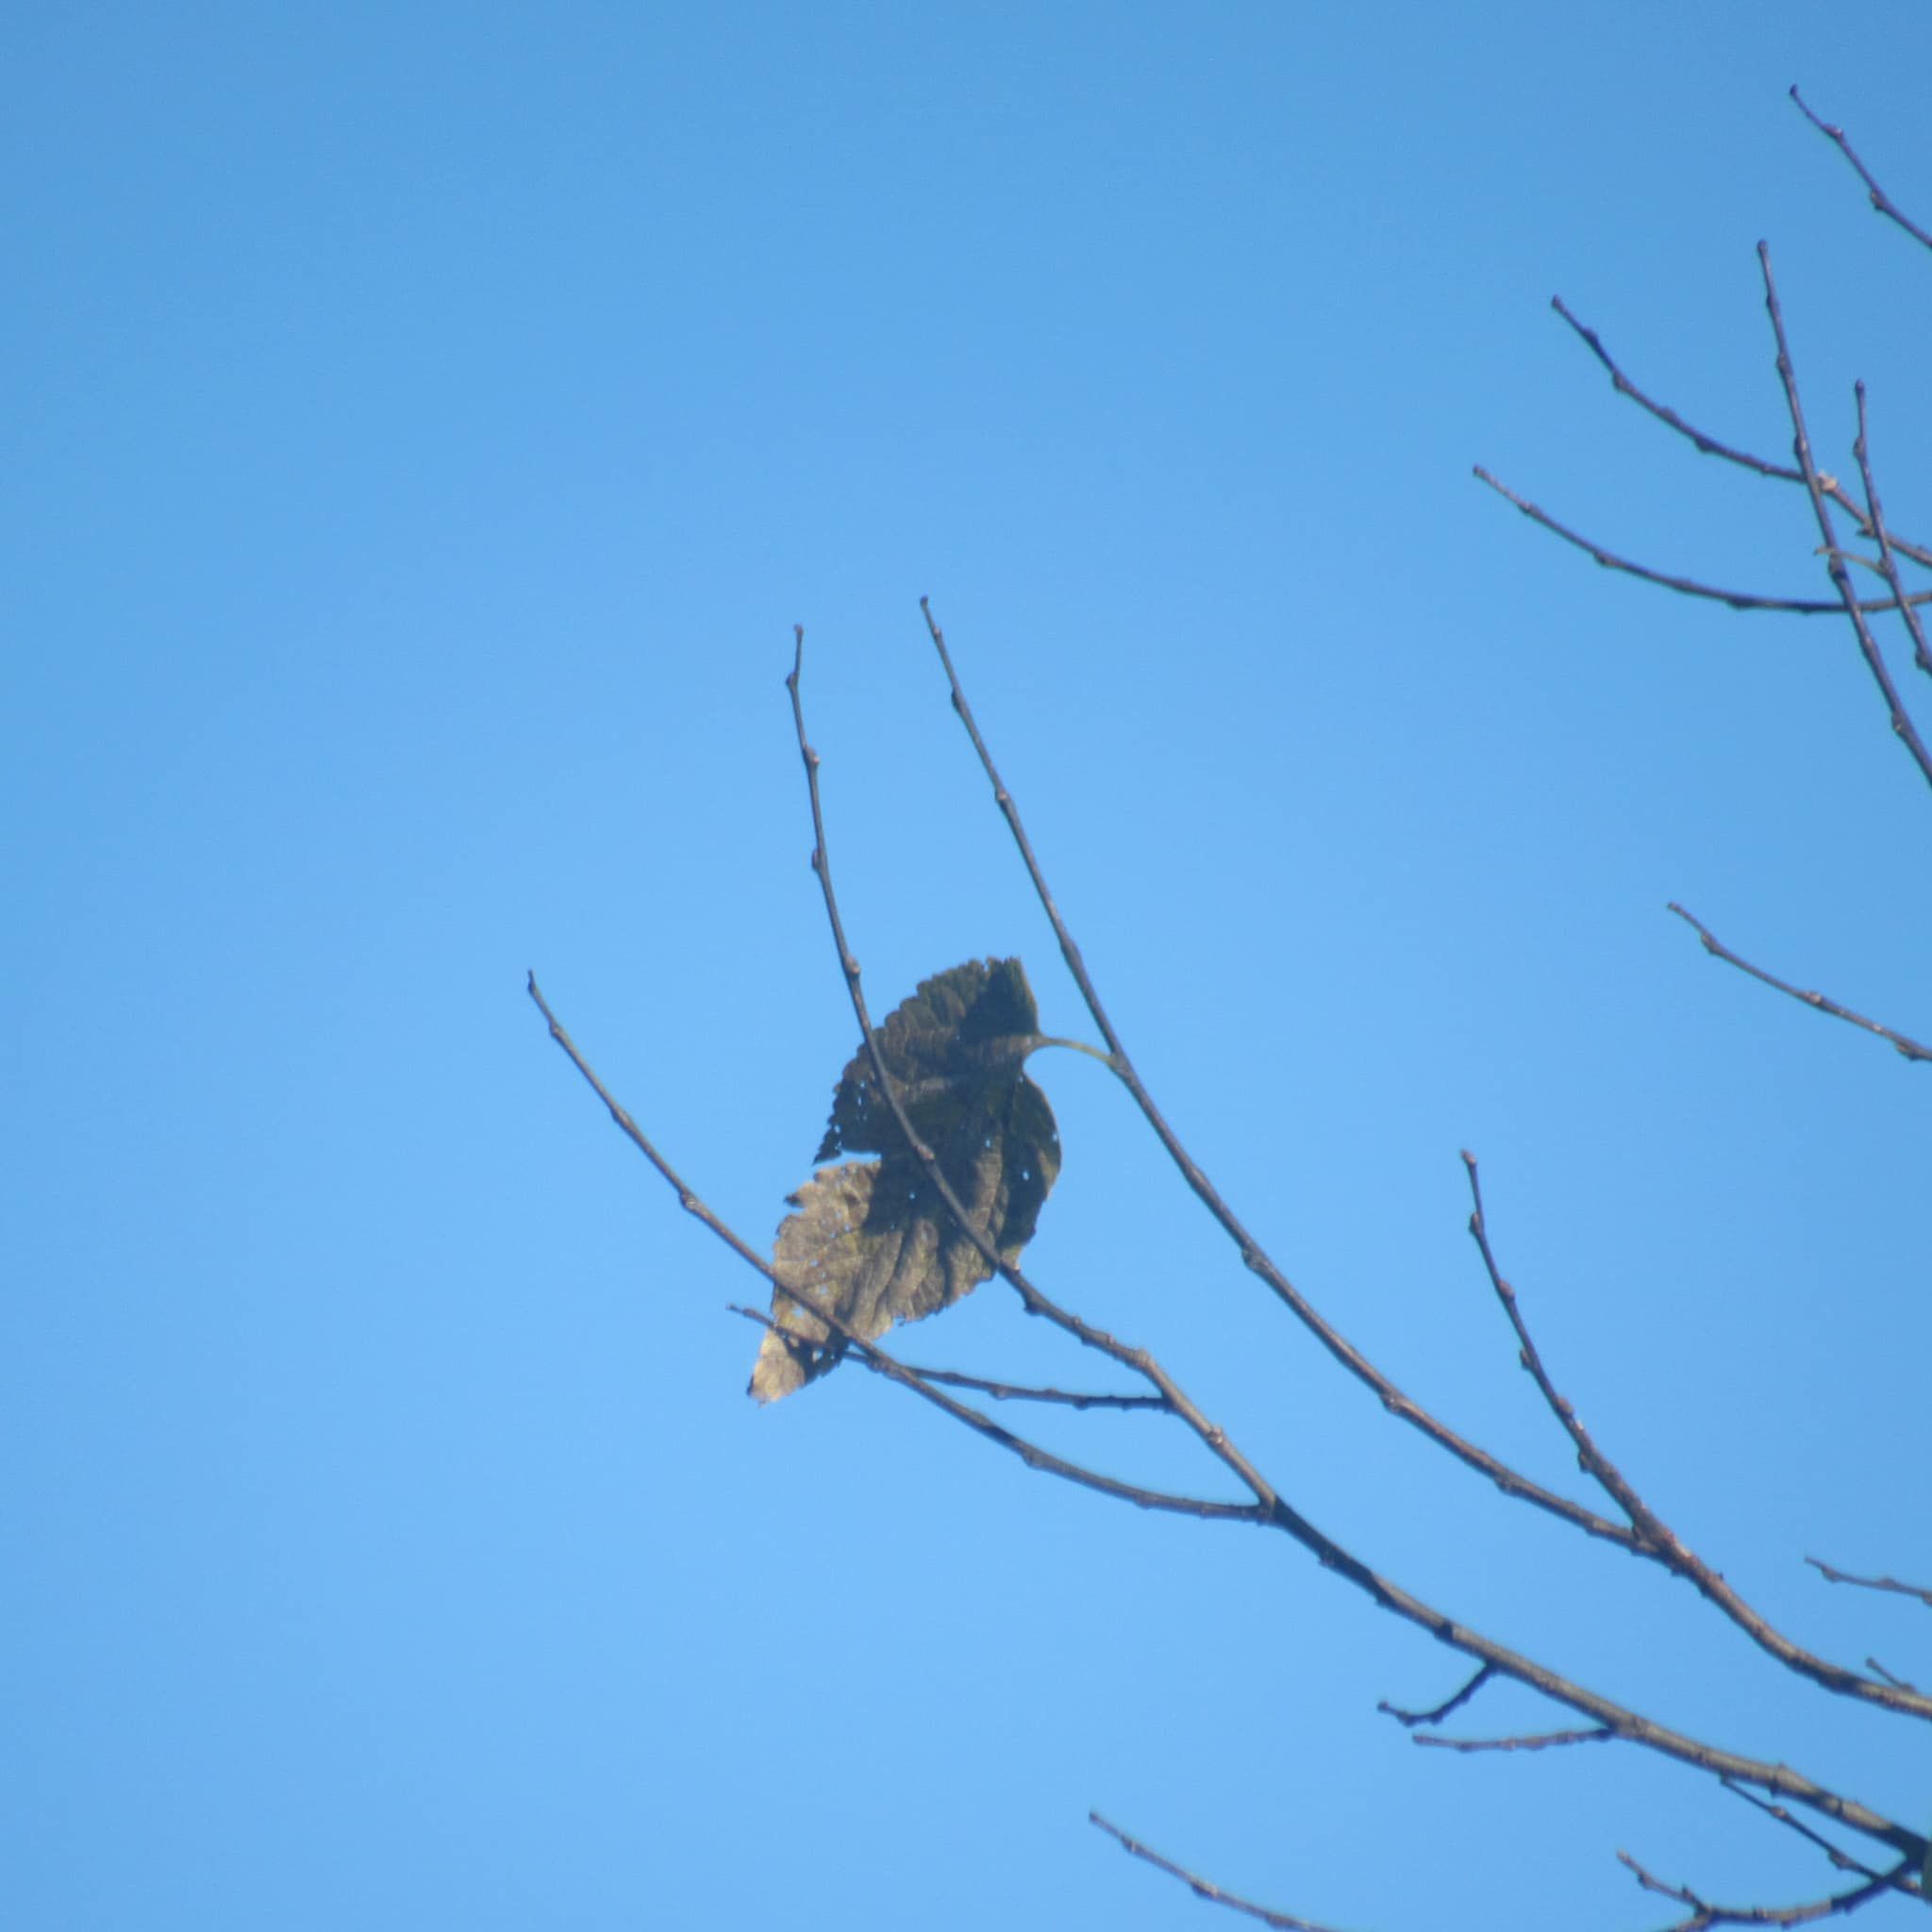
left=732, top=1302, right=1256, bottom=1520
left=1472, top=464, right=1932, bottom=618
left=526, top=972, right=777, bottom=1281
left=783, top=626, right=1287, bottom=1510
left=1548, top=295, right=1932, bottom=572
left=1721, top=1779, right=1883, bottom=1882
left=1864, top=1659, right=1922, bottom=1694
left=881, top=1360, right=1169, bottom=1411
left=538, top=78, right=1932, bottom=1928
left=1757, top=242, right=1932, bottom=791
left=787, top=624, right=1929, bottom=1870
left=1618, top=1845, right=1919, bottom=1930
left=1461, top=1154, right=1929, bottom=1720
left=1666, top=905, right=1932, bottom=1064
left=918, top=598, right=1655, bottom=1561
left=1409, top=1724, right=1614, bottom=1755
left=1790, top=86, right=1932, bottom=255
left=1850, top=382, right=1932, bottom=677
left=535, top=608, right=1932, bottom=1910
left=1807, top=1558, right=1932, bottom=1608
left=917, top=608, right=1932, bottom=1785
left=1089, top=1813, right=1348, bottom=1932
left=1379, top=1663, right=1495, bottom=1727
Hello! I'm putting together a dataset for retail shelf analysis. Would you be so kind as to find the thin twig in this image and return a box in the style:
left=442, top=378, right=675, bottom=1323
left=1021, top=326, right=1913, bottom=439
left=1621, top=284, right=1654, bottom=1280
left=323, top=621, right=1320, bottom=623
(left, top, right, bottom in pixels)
left=1547, top=296, right=1932, bottom=571
left=1552, top=295, right=1803, bottom=477
left=1863, top=1659, right=1921, bottom=1694
left=1721, top=1778, right=1880, bottom=1881
left=1379, top=1663, right=1495, bottom=1728
left=1463, top=1151, right=1659, bottom=1523
left=1790, top=87, right=1932, bottom=255
left=884, top=1360, right=1169, bottom=1410
left=1850, top=383, right=1932, bottom=678
left=1667, top=906, right=1932, bottom=1065
left=1089, top=1813, right=1348, bottom=1932
left=535, top=627, right=1931, bottom=1876
left=1757, top=242, right=1932, bottom=791
left=1462, top=1152, right=1930, bottom=1721
left=1620, top=1850, right=1718, bottom=1932
left=526, top=973, right=777, bottom=1280
left=917, top=597, right=1651, bottom=1562
left=793, top=623, right=1927, bottom=1867
left=921, top=595, right=1931, bottom=1726
left=1473, top=465, right=1932, bottom=618
left=1619, top=1845, right=1918, bottom=1930
left=728, top=1302, right=1256, bottom=1519
left=1410, top=1724, right=1614, bottom=1754
left=1807, top=1558, right=1932, bottom=1608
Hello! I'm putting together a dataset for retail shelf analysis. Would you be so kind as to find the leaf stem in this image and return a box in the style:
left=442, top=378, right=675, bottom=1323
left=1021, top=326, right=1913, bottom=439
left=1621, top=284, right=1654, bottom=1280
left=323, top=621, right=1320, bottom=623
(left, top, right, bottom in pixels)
left=1033, top=1033, right=1121, bottom=1073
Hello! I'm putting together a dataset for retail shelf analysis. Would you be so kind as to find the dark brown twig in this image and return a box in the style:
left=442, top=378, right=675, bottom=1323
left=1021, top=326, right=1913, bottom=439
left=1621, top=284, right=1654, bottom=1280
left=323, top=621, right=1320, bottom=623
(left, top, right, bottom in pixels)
left=1547, top=296, right=1932, bottom=572
left=1790, top=87, right=1932, bottom=255
left=1089, top=1813, right=1347, bottom=1932
left=1807, top=1558, right=1932, bottom=1608
left=1667, top=906, right=1932, bottom=1064
left=918, top=598, right=1651, bottom=1563
left=1850, top=383, right=1932, bottom=677
left=1473, top=465, right=1932, bottom=618
left=1379, top=1663, right=1495, bottom=1728
left=1757, top=243, right=1932, bottom=791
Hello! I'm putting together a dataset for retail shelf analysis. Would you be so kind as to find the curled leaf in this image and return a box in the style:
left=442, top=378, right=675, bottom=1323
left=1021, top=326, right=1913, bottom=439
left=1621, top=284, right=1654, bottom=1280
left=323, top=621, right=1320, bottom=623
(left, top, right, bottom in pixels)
left=749, top=958, right=1062, bottom=1403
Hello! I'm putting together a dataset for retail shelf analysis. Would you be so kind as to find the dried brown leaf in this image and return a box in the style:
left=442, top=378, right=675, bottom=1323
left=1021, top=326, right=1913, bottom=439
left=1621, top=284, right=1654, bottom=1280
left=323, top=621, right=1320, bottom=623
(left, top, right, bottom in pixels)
left=749, top=959, right=1062, bottom=1403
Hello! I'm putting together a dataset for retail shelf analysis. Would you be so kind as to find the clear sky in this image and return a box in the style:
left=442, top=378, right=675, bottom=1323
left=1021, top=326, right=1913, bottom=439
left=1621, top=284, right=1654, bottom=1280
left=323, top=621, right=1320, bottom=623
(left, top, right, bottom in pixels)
left=7, top=6, right=1929, bottom=1928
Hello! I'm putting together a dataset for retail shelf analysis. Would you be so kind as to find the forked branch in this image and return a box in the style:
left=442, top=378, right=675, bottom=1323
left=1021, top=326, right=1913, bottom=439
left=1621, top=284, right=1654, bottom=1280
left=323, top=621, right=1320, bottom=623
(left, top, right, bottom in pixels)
left=782, top=623, right=1928, bottom=1867
left=1851, top=382, right=1932, bottom=678
left=919, top=599, right=1651, bottom=1560
left=1463, top=1153, right=1931, bottom=1720
left=920, top=600, right=1931, bottom=1725
left=529, top=614, right=1930, bottom=1913
left=729, top=1304, right=1247, bottom=1520
left=1471, top=466, right=1932, bottom=618
left=1618, top=1845, right=1919, bottom=1931
left=1757, top=242, right=1932, bottom=791
left=1546, top=294, right=1932, bottom=575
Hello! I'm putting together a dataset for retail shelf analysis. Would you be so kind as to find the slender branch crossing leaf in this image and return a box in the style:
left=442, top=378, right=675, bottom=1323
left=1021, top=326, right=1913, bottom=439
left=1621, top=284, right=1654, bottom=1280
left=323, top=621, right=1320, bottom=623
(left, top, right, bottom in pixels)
left=749, top=958, right=1063, bottom=1402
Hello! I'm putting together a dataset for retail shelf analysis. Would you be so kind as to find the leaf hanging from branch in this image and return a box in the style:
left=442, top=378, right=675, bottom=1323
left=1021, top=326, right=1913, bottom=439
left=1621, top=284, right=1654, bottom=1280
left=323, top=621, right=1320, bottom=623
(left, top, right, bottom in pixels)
left=749, top=958, right=1064, bottom=1403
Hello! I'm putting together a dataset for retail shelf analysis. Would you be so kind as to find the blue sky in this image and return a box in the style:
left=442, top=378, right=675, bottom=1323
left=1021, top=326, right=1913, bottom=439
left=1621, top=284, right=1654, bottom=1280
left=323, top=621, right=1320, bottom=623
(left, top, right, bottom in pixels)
left=7, top=6, right=1930, bottom=1927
